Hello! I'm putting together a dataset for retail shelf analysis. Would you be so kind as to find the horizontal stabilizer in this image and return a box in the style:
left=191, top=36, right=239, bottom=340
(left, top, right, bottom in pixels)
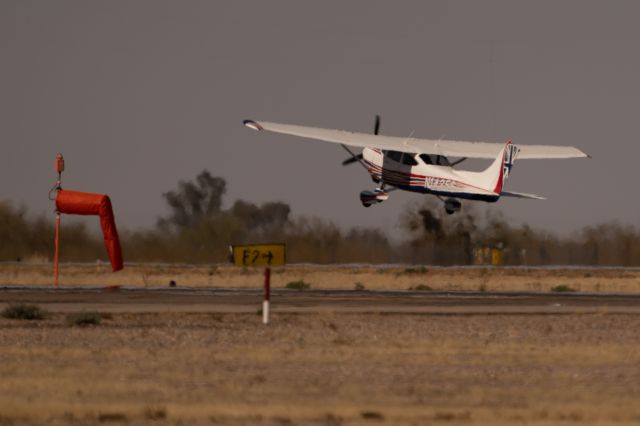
left=500, top=191, right=546, bottom=200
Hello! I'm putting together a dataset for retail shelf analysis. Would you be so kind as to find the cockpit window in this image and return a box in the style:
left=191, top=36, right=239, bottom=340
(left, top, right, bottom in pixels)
left=419, top=154, right=434, bottom=165
left=419, top=154, right=450, bottom=166
left=437, top=155, right=451, bottom=167
left=401, top=153, right=418, bottom=166
left=437, top=155, right=450, bottom=166
left=385, top=150, right=403, bottom=162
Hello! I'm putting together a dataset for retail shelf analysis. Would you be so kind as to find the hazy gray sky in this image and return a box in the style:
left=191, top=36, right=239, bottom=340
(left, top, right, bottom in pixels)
left=1, top=1, right=638, bottom=236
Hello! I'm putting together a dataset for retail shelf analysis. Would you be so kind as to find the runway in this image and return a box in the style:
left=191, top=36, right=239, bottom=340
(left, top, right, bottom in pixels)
left=2, top=286, right=640, bottom=314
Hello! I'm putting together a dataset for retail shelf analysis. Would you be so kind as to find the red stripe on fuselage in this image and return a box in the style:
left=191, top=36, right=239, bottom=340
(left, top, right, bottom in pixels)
left=364, top=159, right=497, bottom=195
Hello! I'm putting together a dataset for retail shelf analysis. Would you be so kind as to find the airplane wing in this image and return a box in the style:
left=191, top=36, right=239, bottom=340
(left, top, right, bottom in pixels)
left=243, top=119, right=589, bottom=160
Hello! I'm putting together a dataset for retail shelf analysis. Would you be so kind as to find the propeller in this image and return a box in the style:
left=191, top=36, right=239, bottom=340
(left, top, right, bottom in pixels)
left=342, top=115, right=380, bottom=166
left=341, top=149, right=363, bottom=166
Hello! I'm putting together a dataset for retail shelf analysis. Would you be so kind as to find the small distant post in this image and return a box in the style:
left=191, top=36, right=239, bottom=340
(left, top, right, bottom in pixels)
left=229, top=244, right=286, bottom=325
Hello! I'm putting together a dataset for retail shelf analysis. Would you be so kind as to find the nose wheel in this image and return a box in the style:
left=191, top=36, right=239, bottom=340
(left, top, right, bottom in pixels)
left=360, top=186, right=390, bottom=207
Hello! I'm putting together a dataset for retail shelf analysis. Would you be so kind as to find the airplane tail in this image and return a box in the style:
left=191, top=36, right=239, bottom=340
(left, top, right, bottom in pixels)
left=478, top=140, right=519, bottom=194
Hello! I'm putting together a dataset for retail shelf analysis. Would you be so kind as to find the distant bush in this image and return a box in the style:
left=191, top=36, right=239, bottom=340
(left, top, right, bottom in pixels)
left=354, top=282, right=366, bottom=290
left=361, top=411, right=385, bottom=420
left=98, top=413, right=128, bottom=422
left=285, top=280, right=311, bottom=290
left=9, top=173, right=640, bottom=266
left=550, top=285, right=577, bottom=292
left=2, top=303, right=46, bottom=320
left=66, top=312, right=102, bottom=326
left=0, top=200, right=104, bottom=262
left=411, top=284, right=433, bottom=291
left=144, top=407, right=167, bottom=420
left=404, top=266, right=429, bottom=274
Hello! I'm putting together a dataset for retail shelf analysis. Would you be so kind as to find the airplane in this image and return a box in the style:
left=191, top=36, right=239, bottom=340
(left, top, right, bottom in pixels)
left=243, top=117, right=589, bottom=214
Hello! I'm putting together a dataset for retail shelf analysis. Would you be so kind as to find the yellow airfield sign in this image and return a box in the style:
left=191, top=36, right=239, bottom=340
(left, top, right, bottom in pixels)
left=229, top=244, right=286, bottom=267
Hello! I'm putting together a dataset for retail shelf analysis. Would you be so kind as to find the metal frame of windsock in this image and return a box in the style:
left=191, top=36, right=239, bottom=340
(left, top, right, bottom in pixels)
left=49, top=153, right=124, bottom=288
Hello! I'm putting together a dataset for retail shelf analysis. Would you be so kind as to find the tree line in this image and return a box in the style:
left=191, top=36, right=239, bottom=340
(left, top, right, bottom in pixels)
left=1, top=170, right=638, bottom=266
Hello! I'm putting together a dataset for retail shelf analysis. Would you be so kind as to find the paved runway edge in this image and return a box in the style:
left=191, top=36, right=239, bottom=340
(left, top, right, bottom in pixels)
left=2, top=287, right=640, bottom=314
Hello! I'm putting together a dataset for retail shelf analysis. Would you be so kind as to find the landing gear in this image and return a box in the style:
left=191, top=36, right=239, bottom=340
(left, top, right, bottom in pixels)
left=444, top=198, right=462, bottom=215
left=360, top=186, right=390, bottom=207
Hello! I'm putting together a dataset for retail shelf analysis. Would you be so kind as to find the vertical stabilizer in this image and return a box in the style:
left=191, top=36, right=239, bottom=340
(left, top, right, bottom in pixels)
left=478, top=141, right=520, bottom=194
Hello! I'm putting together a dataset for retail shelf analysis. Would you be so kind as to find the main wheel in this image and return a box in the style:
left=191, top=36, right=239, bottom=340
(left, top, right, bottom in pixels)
left=444, top=198, right=461, bottom=214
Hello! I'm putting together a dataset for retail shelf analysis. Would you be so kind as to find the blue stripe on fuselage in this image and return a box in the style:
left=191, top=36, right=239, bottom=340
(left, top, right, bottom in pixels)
left=394, top=184, right=500, bottom=203
left=364, top=159, right=499, bottom=202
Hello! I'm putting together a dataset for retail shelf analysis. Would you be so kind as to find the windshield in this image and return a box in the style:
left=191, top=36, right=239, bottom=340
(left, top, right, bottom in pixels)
left=385, top=150, right=403, bottom=162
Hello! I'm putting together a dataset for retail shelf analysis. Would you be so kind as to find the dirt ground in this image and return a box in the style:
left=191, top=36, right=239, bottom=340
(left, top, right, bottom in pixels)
left=2, top=264, right=640, bottom=425
left=3, top=262, right=640, bottom=293
left=0, top=311, right=639, bottom=425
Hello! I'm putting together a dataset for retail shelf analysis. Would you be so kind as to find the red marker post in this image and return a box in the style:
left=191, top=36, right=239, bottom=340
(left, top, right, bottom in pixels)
left=230, top=244, right=285, bottom=325
left=263, top=267, right=271, bottom=324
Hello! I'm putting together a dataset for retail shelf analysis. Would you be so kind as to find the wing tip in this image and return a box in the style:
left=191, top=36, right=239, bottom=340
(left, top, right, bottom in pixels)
left=574, top=147, right=590, bottom=158
left=243, top=119, right=263, bottom=131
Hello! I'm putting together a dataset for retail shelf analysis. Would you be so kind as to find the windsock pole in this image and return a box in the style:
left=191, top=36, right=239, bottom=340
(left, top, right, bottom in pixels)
left=54, top=212, right=61, bottom=288
left=53, top=153, right=64, bottom=288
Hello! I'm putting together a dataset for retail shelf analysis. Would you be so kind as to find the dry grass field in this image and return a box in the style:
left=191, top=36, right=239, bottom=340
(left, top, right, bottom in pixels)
left=2, top=262, right=640, bottom=292
left=2, top=263, right=640, bottom=425
left=1, top=312, right=639, bottom=425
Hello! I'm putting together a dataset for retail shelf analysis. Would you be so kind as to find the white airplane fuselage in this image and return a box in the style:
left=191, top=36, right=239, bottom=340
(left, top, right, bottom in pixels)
left=242, top=118, right=585, bottom=213
left=362, top=147, right=504, bottom=202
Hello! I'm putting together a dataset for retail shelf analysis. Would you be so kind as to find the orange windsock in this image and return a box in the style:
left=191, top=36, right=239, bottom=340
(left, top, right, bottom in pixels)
left=55, top=190, right=124, bottom=272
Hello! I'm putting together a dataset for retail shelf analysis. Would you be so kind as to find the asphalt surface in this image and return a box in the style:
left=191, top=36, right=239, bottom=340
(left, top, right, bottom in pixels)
left=2, top=286, right=640, bottom=314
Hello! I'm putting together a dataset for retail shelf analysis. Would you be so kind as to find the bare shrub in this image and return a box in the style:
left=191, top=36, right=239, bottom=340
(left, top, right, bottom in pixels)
left=2, top=304, right=46, bottom=320
left=66, top=312, right=102, bottom=326
left=285, top=280, right=311, bottom=290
